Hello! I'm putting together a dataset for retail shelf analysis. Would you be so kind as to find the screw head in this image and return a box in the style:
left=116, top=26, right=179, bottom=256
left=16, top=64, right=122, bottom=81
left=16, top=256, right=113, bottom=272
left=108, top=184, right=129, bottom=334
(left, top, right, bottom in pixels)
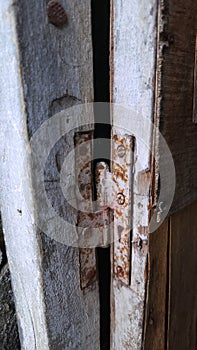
left=117, top=145, right=126, bottom=158
left=47, top=1, right=67, bottom=27
left=116, top=192, right=125, bottom=205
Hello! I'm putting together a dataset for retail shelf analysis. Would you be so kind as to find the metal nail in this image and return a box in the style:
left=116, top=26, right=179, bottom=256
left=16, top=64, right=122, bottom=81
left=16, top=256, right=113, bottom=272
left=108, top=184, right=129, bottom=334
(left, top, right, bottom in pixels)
left=116, top=193, right=125, bottom=205
left=117, top=145, right=126, bottom=158
left=47, top=1, right=67, bottom=27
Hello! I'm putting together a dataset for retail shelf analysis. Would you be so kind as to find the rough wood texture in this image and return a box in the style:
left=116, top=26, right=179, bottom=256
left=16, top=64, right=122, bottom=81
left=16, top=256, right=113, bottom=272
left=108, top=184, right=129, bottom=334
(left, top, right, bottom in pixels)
left=144, top=1, right=197, bottom=349
left=0, top=0, right=99, bottom=349
left=144, top=219, right=169, bottom=350
left=167, top=201, right=197, bottom=350
left=111, top=1, right=197, bottom=349
left=144, top=202, right=197, bottom=350
left=0, top=1, right=49, bottom=347
left=0, top=265, right=20, bottom=349
left=110, top=1, right=158, bottom=348
left=193, top=35, right=197, bottom=124
left=155, top=0, right=197, bottom=213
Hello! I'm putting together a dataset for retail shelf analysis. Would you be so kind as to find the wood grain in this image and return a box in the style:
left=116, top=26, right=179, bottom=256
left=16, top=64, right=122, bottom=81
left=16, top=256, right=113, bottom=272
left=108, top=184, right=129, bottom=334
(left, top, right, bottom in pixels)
left=110, top=1, right=158, bottom=349
left=144, top=202, right=197, bottom=350
left=145, top=1, right=197, bottom=348
left=155, top=0, right=197, bottom=214
left=167, top=201, right=197, bottom=350
left=144, top=219, right=169, bottom=350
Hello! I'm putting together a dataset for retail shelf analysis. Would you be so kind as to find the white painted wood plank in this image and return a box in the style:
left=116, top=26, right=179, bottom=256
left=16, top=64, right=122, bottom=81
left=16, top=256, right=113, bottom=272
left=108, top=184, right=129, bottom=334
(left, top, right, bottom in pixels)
left=0, top=2, right=50, bottom=347
left=110, top=1, right=158, bottom=349
left=0, top=1, right=100, bottom=349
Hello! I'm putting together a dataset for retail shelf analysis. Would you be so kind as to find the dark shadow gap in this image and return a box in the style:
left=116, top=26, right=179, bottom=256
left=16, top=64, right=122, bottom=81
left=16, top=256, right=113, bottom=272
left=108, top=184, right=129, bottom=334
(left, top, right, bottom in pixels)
left=0, top=213, right=7, bottom=269
left=91, top=1, right=111, bottom=349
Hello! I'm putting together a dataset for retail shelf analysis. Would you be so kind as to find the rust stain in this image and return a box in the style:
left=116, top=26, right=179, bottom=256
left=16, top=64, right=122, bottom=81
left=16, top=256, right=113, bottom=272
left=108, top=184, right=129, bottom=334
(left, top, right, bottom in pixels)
left=138, top=225, right=149, bottom=235
left=114, top=167, right=128, bottom=182
left=138, top=170, right=151, bottom=195
left=113, top=134, right=134, bottom=285
left=76, top=132, right=135, bottom=287
left=79, top=248, right=97, bottom=289
left=75, top=132, right=114, bottom=288
left=75, top=132, right=97, bottom=290
left=47, top=0, right=67, bottom=27
left=78, top=210, right=113, bottom=229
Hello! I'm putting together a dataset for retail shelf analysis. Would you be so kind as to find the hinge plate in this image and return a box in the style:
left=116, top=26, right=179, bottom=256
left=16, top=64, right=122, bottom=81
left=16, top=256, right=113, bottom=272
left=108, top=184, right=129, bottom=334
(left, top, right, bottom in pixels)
left=112, top=134, right=134, bottom=285
left=96, top=134, right=134, bottom=285
left=76, top=132, right=134, bottom=288
left=75, top=132, right=97, bottom=289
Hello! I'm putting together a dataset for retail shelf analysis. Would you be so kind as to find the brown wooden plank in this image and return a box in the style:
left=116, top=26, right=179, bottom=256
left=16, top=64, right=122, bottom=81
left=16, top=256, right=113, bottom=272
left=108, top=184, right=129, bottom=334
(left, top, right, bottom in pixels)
left=155, top=0, right=197, bottom=213
left=144, top=218, right=169, bottom=350
left=193, top=35, right=197, bottom=124
left=167, top=201, right=197, bottom=350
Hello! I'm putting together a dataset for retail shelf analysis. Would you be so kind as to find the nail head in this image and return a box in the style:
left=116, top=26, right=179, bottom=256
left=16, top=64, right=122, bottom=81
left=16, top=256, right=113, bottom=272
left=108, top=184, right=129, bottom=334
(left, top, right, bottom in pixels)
left=47, top=1, right=67, bottom=27
left=117, top=145, right=126, bottom=158
left=117, top=193, right=125, bottom=205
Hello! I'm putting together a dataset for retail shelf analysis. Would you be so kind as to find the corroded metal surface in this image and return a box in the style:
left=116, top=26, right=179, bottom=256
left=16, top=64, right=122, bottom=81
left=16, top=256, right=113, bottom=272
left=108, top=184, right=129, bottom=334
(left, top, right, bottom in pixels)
left=112, top=135, right=134, bottom=285
left=76, top=132, right=134, bottom=288
left=95, top=135, right=134, bottom=285
left=95, top=162, right=113, bottom=248
left=75, top=132, right=97, bottom=289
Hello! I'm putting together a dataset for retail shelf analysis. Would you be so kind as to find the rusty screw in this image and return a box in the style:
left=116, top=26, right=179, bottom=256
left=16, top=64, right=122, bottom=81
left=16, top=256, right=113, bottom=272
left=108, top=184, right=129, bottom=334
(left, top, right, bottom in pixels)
left=116, top=192, right=125, bottom=205
left=47, top=1, right=67, bottom=27
left=117, top=145, right=126, bottom=158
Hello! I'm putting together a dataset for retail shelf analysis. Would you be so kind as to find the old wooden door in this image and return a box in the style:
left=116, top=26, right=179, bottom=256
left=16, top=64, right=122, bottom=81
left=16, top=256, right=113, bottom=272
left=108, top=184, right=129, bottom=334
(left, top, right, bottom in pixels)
left=0, top=0, right=196, bottom=349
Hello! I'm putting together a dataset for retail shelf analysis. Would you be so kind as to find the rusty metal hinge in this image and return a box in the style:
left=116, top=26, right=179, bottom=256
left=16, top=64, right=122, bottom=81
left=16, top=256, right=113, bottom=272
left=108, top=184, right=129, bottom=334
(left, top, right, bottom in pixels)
left=75, top=132, right=134, bottom=288
left=96, top=135, right=134, bottom=285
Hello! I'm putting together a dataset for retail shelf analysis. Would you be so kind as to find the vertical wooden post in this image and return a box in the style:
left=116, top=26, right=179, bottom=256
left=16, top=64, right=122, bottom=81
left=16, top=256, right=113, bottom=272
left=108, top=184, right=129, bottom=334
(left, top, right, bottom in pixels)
left=0, top=1, right=100, bottom=349
left=144, top=1, right=197, bottom=349
left=110, top=1, right=158, bottom=348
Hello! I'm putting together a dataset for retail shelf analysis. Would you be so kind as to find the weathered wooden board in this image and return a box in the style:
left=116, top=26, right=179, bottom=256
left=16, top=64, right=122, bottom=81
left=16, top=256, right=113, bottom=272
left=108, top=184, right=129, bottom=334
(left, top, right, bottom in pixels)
left=193, top=35, right=197, bottom=124
left=110, top=1, right=158, bottom=348
left=144, top=1, right=197, bottom=348
left=0, top=0, right=100, bottom=349
left=144, top=1, right=197, bottom=349
left=143, top=219, right=169, bottom=350
left=167, top=201, right=197, bottom=350
left=111, top=0, right=197, bottom=349
left=144, top=202, right=197, bottom=350
left=155, top=0, right=197, bottom=213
